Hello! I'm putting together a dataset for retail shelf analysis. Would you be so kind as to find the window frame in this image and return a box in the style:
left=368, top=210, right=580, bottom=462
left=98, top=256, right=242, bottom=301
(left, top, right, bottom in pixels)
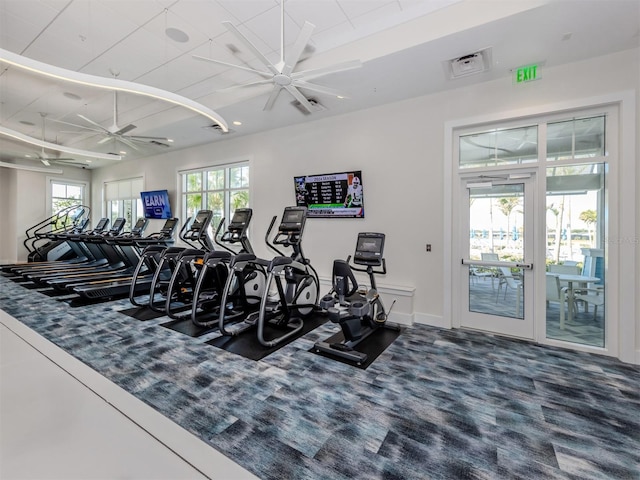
left=179, top=162, right=250, bottom=231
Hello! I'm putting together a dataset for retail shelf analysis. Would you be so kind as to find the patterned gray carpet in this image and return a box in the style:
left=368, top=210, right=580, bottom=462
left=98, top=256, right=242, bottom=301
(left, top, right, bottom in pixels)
left=1, top=275, right=638, bottom=479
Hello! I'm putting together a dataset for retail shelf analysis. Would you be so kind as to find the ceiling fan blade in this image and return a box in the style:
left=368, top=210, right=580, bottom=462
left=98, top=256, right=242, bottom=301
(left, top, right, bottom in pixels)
left=192, top=55, right=273, bottom=78
left=217, top=79, right=274, bottom=93
left=263, top=86, right=283, bottom=111
left=282, top=21, right=315, bottom=76
left=127, top=135, right=171, bottom=141
left=116, top=136, right=140, bottom=151
left=284, top=85, right=317, bottom=113
left=222, top=21, right=279, bottom=75
left=78, top=114, right=110, bottom=133
left=50, top=118, right=101, bottom=131
left=292, top=59, right=362, bottom=81
left=114, top=124, right=137, bottom=136
left=293, top=80, right=349, bottom=99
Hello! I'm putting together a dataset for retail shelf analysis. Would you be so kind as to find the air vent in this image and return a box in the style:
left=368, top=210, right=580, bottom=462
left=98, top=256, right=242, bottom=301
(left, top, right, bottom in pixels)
left=205, top=124, right=234, bottom=135
left=444, top=47, right=492, bottom=79
left=290, top=97, right=325, bottom=115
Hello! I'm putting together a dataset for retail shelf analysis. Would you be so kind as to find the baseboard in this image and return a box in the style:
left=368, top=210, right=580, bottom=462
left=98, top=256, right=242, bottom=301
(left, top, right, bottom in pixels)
left=413, top=312, right=450, bottom=329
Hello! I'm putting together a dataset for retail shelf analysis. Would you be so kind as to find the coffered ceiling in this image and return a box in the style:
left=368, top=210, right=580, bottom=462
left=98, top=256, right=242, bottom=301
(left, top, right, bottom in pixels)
left=0, top=0, right=638, bottom=170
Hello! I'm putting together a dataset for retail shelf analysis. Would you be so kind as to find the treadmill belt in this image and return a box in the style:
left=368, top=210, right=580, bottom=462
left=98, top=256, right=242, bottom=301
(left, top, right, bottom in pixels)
left=207, top=313, right=327, bottom=361
left=310, top=327, right=401, bottom=370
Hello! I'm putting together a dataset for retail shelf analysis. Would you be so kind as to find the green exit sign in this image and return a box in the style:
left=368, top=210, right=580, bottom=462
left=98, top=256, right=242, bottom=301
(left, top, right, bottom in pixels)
left=514, top=64, right=540, bottom=83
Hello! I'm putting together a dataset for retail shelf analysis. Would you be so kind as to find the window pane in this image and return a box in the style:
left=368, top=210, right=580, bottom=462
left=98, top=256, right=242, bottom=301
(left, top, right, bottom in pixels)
left=52, top=183, right=66, bottom=198
left=186, top=193, right=202, bottom=219
left=186, top=172, right=202, bottom=192
left=230, top=166, right=249, bottom=188
left=207, top=170, right=225, bottom=190
left=547, top=115, right=605, bottom=161
left=66, top=185, right=83, bottom=200
left=230, top=190, right=249, bottom=214
left=545, top=163, right=605, bottom=348
left=206, top=192, right=224, bottom=229
left=460, top=125, right=538, bottom=168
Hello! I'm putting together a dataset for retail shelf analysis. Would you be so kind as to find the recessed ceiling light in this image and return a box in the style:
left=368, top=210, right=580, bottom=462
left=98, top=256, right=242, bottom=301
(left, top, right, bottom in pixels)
left=25, top=154, right=33, bottom=158
left=85, top=159, right=92, bottom=163
left=119, top=150, right=127, bottom=155
left=19, top=120, right=35, bottom=126
left=63, top=92, right=82, bottom=100
left=232, top=121, right=242, bottom=126
left=165, top=27, right=189, bottom=43
left=167, top=138, right=174, bottom=143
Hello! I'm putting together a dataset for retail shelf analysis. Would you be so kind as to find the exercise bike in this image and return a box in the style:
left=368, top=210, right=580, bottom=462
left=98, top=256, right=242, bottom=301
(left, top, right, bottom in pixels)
left=314, top=232, right=398, bottom=365
left=219, top=206, right=319, bottom=348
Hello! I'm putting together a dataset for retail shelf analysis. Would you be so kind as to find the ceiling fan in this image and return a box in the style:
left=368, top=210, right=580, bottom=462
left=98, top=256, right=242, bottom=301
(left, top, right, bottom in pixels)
left=59, top=87, right=173, bottom=151
left=193, top=0, right=362, bottom=113
left=29, top=113, right=80, bottom=167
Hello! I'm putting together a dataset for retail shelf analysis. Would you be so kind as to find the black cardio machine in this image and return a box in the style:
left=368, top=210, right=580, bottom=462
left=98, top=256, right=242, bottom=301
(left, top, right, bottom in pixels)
left=146, top=210, right=214, bottom=315
left=191, top=208, right=265, bottom=328
left=314, top=232, right=398, bottom=365
left=219, top=206, right=319, bottom=348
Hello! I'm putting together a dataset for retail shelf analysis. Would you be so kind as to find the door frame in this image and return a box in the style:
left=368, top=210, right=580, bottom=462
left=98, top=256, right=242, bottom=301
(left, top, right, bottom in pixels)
left=458, top=174, right=537, bottom=339
left=443, top=92, right=636, bottom=362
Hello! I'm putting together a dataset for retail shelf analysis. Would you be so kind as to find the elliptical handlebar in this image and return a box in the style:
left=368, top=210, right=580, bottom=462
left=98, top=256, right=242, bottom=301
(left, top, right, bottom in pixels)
left=347, top=255, right=387, bottom=276
left=264, top=215, right=285, bottom=257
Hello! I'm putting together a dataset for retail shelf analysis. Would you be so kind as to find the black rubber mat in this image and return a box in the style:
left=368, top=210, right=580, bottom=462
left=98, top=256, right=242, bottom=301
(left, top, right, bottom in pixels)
left=119, top=306, right=166, bottom=321
left=160, top=317, right=218, bottom=338
left=310, top=326, right=402, bottom=369
left=207, top=313, right=327, bottom=361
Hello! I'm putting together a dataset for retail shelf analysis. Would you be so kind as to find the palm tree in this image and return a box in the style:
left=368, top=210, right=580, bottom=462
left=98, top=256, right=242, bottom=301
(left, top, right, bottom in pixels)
left=497, top=197, right=520, bottom=245
left=579, top=209, right=597, bottom=246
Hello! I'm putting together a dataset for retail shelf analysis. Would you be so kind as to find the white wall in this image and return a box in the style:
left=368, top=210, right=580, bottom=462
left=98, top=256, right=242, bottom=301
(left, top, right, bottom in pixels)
left=0, top=168, right=17, bottom=263
left=2, top=166, right=91, bottom=262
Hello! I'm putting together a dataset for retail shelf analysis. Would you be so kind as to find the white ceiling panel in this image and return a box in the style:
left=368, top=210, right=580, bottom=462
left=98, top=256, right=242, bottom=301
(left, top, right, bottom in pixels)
left=216, top=0, right=278, bottom=24
left=0, top=0, right=637, bottom=169
left=169, top=0, right=237, bottom=39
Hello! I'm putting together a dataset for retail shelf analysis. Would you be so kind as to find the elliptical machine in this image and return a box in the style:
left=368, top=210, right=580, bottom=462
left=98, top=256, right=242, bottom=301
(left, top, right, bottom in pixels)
left=219, top=206, right=319, bottom=348
left=146, top=210, right=214, bottom=314
left=314, top=232, right=397, bottom=365
left=191, top=208, right=265, bottom=327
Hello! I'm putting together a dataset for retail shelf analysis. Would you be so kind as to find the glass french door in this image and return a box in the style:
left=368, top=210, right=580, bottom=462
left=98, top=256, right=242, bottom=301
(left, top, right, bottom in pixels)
left=460, top=175, right=535, bottom=339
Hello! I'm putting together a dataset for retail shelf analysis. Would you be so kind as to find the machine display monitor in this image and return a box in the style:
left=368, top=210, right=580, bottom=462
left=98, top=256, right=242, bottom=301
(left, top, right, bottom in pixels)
left=280, top=207, right=306, bottom=231
left=140, top=190, right=173, bottom=219
left=354, top=232, right=385, bottom=265
left=230, top=209, right=250, bottom=226
left=294, top=170, right=364, bottom=218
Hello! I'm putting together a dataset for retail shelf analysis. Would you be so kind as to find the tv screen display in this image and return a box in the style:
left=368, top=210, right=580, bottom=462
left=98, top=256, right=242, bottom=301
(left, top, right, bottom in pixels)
left=294, top=170, right=364, bottom=218
left=140, top=190, right=172, bottom=219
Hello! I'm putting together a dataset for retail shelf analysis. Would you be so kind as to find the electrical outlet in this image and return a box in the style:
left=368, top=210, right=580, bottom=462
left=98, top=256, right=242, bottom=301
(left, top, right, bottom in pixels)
left=426, top=244, right=432, bottom=252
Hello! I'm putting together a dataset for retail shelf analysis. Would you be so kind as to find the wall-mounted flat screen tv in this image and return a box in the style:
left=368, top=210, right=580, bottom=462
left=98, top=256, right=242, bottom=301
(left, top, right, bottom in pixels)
left=140, top=189, right=173, bottom=219
left=294, top=170, right=364, bottom=218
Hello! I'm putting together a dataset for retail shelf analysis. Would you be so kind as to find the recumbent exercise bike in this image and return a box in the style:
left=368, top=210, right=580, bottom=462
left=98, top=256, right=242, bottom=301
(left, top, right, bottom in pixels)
left=314, top=232, right=397, bottom=365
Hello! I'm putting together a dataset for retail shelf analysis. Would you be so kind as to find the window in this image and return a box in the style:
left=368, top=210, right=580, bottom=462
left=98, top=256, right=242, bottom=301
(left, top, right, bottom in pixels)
left=459, top=125, right=538, bottom=168
left=50, top=180, right=86, bottom=229
left=180, top=163, right=249, bottom=229
left=104, top=178, right=144, bottom=231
